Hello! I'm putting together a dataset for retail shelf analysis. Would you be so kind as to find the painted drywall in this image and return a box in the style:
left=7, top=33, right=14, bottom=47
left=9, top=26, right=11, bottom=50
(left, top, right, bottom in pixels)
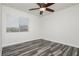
left=0, top=4, right=2, bottom=55
left=2, top=6, right=41, bottom=47
left=41, top=4, right=79, bottom=48
left=2, top=4, right=79, bottom=48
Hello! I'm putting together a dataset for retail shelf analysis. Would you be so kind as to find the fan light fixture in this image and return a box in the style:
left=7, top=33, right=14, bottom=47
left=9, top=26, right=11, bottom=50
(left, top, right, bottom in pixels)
left=29, top=3, right=55, bottom=15
left=39, top=8, right=46, bottom=11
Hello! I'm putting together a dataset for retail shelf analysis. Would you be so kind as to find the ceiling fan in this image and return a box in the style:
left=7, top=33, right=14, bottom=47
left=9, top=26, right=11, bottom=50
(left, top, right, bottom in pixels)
left=29, top=3, right=55, bottom=15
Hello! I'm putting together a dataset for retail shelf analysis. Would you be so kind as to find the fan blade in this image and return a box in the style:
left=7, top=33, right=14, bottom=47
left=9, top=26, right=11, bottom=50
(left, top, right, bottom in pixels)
left=37, top=3, right=45, bottom=7
left=40, top=11, right=43, bottom=15
left=46, top=8, right=54, bottom=12
left=45, top=3, right=55, bottom=7
left=37, top=3, right=41, bottom=7
left=29, top=8, right=40, bottom=10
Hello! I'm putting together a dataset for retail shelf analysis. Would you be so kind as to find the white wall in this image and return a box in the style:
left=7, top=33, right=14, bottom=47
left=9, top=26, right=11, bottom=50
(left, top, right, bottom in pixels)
left=2, top=4, right=79, bottom=48
left=0, top=4, right=2, bottom=55
left=41, top=4, right=79, bottom=48
left=2, top=6, right=40, bottom=47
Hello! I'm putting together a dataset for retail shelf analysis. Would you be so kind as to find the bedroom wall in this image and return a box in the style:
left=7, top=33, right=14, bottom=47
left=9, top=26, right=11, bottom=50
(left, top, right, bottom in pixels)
left=2, top=6, right=41, bottom=47
left=2, top=4, right=79, bottom=48
left=41, top=4, right=79, bottom=48
left=0, top=4, right=2, bottom=55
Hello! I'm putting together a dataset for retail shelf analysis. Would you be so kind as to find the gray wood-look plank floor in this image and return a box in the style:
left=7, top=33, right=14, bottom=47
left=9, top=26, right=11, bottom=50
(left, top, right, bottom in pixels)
left=2, top=39, right=79, bottom=56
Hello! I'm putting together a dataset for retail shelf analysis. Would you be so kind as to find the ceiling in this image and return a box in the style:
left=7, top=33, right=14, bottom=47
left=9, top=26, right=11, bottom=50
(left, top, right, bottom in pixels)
left=2, top=3, right=78, bottom=16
